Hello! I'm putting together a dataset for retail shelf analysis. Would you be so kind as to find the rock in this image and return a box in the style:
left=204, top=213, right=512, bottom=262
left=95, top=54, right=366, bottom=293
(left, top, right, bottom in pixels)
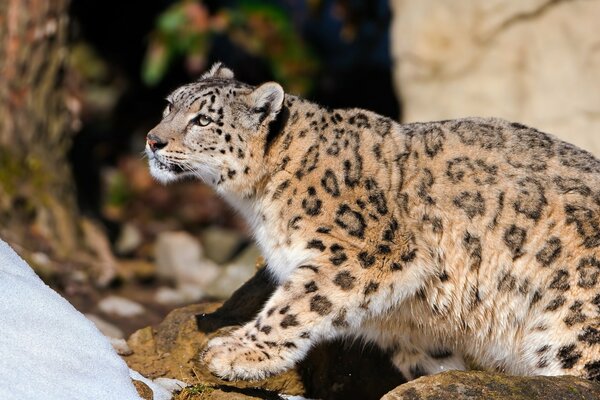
left=390, top=0, right=600, bottom=156
left=116, top=223, right=143, bottom=255
left=116, top=259, right=156, bottom=281
left=109, top=337, right=133, bottom=356
left=155, top=284, right=207, bottom=305
left=200, top=227, right=247, bottom=265
left=204, top=244, right=261, bottom=299
left=154, top=231, right=220, bottom=289
left=381, top=370, right=600, bottom=399
left=124, top=267, right=404, bottom=400
left=85, top=313, right=125, bottom=339
left=133, top=380, right=154, bottom=400
left=98, top=295, right=146, bottom=318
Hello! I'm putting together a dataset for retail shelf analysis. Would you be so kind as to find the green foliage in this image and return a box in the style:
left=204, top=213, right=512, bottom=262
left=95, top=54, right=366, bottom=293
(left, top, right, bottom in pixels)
left=142, top=0, right=318, bottom=94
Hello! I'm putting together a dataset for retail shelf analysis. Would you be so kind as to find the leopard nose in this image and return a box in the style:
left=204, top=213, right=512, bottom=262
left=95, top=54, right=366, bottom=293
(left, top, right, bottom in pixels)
left=146, top=133, right=167, bottom=151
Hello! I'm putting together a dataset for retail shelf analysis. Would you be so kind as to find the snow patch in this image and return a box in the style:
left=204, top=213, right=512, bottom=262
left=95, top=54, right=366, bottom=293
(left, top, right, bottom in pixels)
left=0, top=239, right=142, bottom=400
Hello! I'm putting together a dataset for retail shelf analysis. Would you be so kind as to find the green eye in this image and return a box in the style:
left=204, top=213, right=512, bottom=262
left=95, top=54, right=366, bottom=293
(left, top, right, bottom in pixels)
left=192, top=114, right=212, bottom=127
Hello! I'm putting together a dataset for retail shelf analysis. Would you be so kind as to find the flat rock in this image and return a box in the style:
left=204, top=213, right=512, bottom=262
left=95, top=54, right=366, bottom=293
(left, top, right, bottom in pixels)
left=381, top=370, right=600, bottom=400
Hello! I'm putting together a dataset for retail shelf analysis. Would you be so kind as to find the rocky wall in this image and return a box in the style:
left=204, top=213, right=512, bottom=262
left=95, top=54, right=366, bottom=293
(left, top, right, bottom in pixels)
left=390, top=0, right=600, bottom=155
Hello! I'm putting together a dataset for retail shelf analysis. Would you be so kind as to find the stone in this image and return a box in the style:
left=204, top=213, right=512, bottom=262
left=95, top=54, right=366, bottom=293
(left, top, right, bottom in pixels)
left=98, top=295, right=146, bottom=318
left=390, top=0, right=600, bottom=156
left=204, top=245, right=261, bottom=299
left=116, top=223, right=143, bottom=255
left=85, top=313, right=125, bottom=339
left=381, top=370, right=600, bottom=400
left=200, top=227, right=247, bottom=265
left=132, top=380, right=153, bottom=400
left=109, top=337, right=133, bottom=356
left=154, top=231, right=220, bottom=289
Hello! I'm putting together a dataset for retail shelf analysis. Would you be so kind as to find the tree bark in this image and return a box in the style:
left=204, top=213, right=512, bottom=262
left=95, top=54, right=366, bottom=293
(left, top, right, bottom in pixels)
left=0, top=0, right=80, bottom=260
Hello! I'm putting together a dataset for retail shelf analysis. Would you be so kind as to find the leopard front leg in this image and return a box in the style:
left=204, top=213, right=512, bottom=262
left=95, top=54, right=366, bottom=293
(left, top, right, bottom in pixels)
left=202, top=264, right=366, bottom=380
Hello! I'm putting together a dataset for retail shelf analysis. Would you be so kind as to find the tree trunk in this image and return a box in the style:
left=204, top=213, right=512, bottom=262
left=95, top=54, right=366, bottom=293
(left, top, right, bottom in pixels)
left=0, top=0, right=113, bottom=282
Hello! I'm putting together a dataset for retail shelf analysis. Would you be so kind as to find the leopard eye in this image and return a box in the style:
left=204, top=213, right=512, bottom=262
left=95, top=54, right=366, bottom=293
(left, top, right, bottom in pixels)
left=163, top=102, right=173, bottom=118
left=192, top=114, right=212, bottom=127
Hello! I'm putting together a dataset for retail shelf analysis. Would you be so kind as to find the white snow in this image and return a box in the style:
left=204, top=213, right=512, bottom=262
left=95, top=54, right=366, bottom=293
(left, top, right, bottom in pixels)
left=0, top=239, right=143, bottom=400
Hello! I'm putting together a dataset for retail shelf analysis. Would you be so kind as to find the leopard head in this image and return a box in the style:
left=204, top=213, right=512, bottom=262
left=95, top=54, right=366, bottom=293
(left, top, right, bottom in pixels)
left=145, top=63, right=285, bottom=195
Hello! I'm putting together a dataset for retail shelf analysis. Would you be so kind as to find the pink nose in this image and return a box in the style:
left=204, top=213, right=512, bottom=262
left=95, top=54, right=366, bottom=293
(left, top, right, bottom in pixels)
left=146, top=133, right=166, bottom=151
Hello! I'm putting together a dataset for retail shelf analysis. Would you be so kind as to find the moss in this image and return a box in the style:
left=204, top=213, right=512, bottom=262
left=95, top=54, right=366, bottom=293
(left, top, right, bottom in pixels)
left=175, top=383, right=215, bottom=399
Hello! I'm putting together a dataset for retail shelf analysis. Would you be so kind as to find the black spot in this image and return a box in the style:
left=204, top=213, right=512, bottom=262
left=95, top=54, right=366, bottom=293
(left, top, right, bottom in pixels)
left=585, top=360, right=600, bottom=381
left=374, top=117, right=392, bottom=137
left=272, top=180, right=290, bottom=200
left=558, top=142, right=600, bottom=174
left=401, top=248, right=417, bottom=263
left=578, top=325, right=600, bottom=345
left=288, top=215, right=302, bottom=230
left=453, top=191, right=486, bottom=219
left=307, top=239, right=326, bottom=251
left=536, top=237, right=562, bottom=266
left=497, top=271, right=517, bottom=292
left=348, top=113, right=370, bottom=128
left=227, top=169, right=236, bottom=179
left=279, top=305, right=290, bottom=314
left=557, top=344, right=582, bottom=369
left=553, top=176, right=592, bottom=196
left=382, top=219, right=398, bottom=241
left=283, top=341, right=297, bottom=349
left=321, top=169, right=340, bottom=197
left=463, top=232, right=482, bottom=271
left=334, top=204, right=366, bottom=239
left=332, top=308, right=349, bottom=328
left=316, top=226, right=331, bottom=234
left=295, top=145, right=319, bottom=179
left=333, top=271, right=355, bottom=291
left=564, top=301, right=586, bottom=326
left=417, top=169, right=436, bottom=205
left=422, top=126, right=445, bottom=158
left=302, top=190, right=322, bottom=216
left=280, top=314, right=299, bottom=328
left=304, top=281, right=318, bottom=293
left=298, top=264, right=319, bottom=273
left=363, top=281, right=379, bottom=295
left=310, top=295, right=333, bottom=316
left=548, top=269, right=570, bottom=292
left=224, top=133, right=231, bottom=142
left=260, top=325, right=272, bottom=335
left=513, top=178, right=547, bottom=221
left=503, top=224, right=527, bottom=260
left=565, top=204, right=600, bottom=248
left=358, top=251, right=376, bottom=268
left=577, top=256, right=600, bottom=288
left=365, top=178, right=388, bottom=215
left=329, top=244, right=348, bottom=266
left=545, top=295, right=566, bottom=311
left=452, top=121, right=505, bottom=149
left=391, top=262, right=403, bottom=271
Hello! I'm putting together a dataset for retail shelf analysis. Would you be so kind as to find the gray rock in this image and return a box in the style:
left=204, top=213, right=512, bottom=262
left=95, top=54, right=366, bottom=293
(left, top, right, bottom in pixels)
left=381, top=370, right=600, bottom=400
left=199, top=227, right=246, bottom=265
left=390, top=0, right=600, bottom=156
left=154, top=231, right=220, bottom=289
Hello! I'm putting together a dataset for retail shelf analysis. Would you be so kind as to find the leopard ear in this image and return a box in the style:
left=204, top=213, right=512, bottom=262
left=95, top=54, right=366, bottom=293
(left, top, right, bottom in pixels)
left=250, top=82, right=284, bottom=121
left=201, top=62, right=234, bottom=80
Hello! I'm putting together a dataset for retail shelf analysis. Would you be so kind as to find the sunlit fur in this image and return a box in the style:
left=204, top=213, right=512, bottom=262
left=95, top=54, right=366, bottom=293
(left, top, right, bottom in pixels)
left=146, top=63, right=600, bottom=383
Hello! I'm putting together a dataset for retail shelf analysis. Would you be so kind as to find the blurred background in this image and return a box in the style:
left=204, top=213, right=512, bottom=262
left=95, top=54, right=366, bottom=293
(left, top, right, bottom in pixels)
left=0, top=0, right=599, bottom=339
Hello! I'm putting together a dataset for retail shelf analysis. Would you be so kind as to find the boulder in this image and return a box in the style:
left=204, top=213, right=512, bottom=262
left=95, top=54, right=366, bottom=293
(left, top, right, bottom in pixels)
left=390, top=0, right=600, bottom=155
left=381, top=370, right=600, bottom=400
